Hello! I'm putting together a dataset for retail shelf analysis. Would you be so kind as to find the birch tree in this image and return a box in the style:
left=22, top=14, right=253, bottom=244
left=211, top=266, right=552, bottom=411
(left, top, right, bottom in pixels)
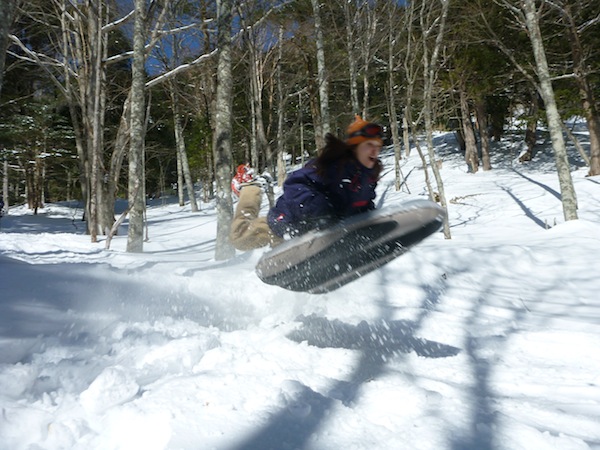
left=170, top=82, right=199, bottom=211
left=358, top=4, right=379, bottom=118
left=489, top=0, right=579, bottom=221
left=384, top=1, right=404, bottom=191
left=474, top=98, right=492, bottom=171
left=458, top=79, right=480, bottom=173
left=126, top=0, right=147, bottom=252
left=400, top=0, right=436, bottom=213
left=148, top=1, right=202, bottom=212
left=10, top=1, right=127, bottom=240
left=88, top=1, right=108, bottom=242
left=400, top=0, right=421, bottom=161
left=310, top=0, right=330, bottom=146
left=419, top=0, right=452, bottom=238
left=214, top=0, right=235, bottom=260
left=343, top=0, right=360, bottom=115
left=275, top=25, right=287, bottom=185
left=10, top=0, right=221, bottom=243
left=239, top=6, right=272, bottom=172
left=521, top=0, right=577, bottom=220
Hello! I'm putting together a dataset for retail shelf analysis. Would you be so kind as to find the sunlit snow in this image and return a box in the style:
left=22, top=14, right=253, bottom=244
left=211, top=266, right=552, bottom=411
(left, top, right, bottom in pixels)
left=1, top=132, right=599, bottom=449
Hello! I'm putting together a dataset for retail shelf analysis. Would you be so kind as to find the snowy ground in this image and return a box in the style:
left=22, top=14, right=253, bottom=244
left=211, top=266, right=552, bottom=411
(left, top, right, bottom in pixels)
left=1, top=132, right=600, bottom=450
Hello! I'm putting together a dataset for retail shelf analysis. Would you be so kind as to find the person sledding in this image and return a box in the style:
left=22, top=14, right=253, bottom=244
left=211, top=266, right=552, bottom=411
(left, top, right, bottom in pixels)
left=231, top=163, right=255, bottom=197
left=229, top=115, right=384, bottom=251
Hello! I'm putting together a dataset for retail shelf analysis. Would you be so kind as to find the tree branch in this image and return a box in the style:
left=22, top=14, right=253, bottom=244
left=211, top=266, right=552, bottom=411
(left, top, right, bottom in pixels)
left=145, top=49, right=217, bottom=89
left=7, top=35, right=72, bottom=98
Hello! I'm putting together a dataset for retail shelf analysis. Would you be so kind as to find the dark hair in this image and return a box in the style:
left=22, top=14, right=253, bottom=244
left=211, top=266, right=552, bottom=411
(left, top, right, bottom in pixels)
left=314, top=133, right=382, bottom=179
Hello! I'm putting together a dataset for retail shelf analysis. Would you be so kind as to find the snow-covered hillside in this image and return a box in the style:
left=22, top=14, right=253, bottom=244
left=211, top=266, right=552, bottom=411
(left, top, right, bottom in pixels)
left=1, top=132, right=599, bottom=449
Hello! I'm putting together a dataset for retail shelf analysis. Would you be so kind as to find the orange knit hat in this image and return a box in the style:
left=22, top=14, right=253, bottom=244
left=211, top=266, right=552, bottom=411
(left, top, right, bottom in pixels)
left=345, top=115, right=384, bottom=146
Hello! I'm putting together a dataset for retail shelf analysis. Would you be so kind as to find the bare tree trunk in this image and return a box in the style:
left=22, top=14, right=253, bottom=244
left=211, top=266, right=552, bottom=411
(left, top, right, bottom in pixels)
left=562, top=121, right=591, bottom=167
left=214, top=0, right=235, bottom=260
left=0, top=0, right=17, bottom=96
left=298, top=92, right=306, bottom=167
left=10, top=0, right=193, bottom=241
left=555, top=2, right=600, bottom=176
left=475, top=99, right=492, bottom=170
left=311, top=0, right=330, bottom=140
left=385, top=10, right=403, bottom=191
left=276, top=25, right=287, bottom=186
left=247, top=37, right=271, bottom=173
left=86, top=1, right=106, bottom=241
left=344, top=0, right=360, bottom=114
left=249, top=85, right=258, bottom=169
left=402, top=114, right=411, bottom=158
left=110, top=91, right=132, bottom=214
left=59, top=1, right=89, bottom=228
left=246, top=34, right=260, bottom=169
left=421, top=0, right=451, bottom=239
left=170, top=83, right=199, bottom=212
left=97, top=8, right=113, bottom=237
left=127, top=0, right=147, bottom=252
left=402, top=25, right=435, bottom=200
left=571, top=60, right=600, bottom=176
left=308, top=87, right=323, bottom=149
left=401, top=0, right=419, bottom=162
left=459, top=83, right=479, bottom=173
left=177, top=149, right=185, bottom=206
left=62, top=0, right=113, bottom=240
left=583, top=98, right=600, bottom=176
left=411, top=128, right=435, bottom=200
left=522, top=0, right=578, bottom=221
left=387, top=87, right=403, bottom=191
left=522, top=90, right=539, bottom=162
left=361, top=10, right=377, bottom=118
left=2, top=158, right=8, bottom=211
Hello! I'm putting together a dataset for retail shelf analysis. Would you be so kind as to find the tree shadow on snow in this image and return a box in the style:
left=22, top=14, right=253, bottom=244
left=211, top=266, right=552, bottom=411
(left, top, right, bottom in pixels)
left=0, top=255, right=231, bottom=365
left=288, top=315, right=459, bottom=361
left=230, top=237, right=555, bottom=450
left=231, top=262, right=459, bottom=450
left=499, top=186, right=548, bottom=229
left=510, top=168, right=562, bottom=200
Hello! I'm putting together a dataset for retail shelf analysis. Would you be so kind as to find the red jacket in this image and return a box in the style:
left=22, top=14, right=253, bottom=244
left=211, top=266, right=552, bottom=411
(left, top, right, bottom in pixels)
left=231, top=164, right=254, bottom=196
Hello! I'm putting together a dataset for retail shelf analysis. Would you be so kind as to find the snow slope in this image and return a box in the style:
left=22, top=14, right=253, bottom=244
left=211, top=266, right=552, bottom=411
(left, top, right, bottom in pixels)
left=1, top=132, right=600, bottom=450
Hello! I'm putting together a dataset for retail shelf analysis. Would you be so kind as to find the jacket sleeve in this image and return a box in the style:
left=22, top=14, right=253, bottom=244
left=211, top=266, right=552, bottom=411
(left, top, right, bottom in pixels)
left=282, top=170, right=334, bottom=220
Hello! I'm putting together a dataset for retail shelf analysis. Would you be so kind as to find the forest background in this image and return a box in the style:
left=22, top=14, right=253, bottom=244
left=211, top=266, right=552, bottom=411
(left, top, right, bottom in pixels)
left=0, top=0, right=599, bottom=258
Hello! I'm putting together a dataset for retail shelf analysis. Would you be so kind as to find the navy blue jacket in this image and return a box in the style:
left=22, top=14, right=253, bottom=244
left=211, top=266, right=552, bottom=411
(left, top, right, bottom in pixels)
left=267, top=159, right=378, bottom=237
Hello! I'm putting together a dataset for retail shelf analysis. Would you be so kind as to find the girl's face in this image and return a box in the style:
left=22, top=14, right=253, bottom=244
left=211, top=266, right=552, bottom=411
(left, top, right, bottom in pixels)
left=355, top=139, right=382, bottom=168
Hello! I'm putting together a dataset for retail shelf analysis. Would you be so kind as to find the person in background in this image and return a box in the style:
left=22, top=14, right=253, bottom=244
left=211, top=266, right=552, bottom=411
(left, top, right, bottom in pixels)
left=229, top=115, right=384, bottom=251
left=231, top=163, right=255, bottom=197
